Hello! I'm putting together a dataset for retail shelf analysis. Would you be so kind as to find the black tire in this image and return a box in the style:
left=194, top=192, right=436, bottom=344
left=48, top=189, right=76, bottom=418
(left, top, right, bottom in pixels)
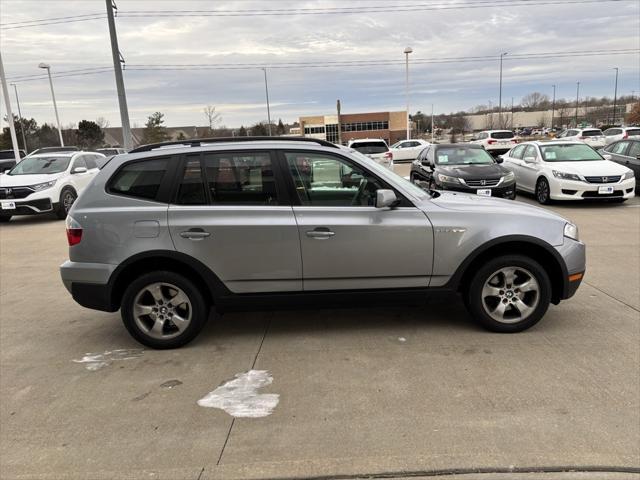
left=535, top=177, right=551, bottom=204
left=0, top=215, right=11, bottom=223
left=121, top=270, right=209, bottom=349
left=464, top=254, right=552, bottom=333
left=55, top=187, right=77, bottom=219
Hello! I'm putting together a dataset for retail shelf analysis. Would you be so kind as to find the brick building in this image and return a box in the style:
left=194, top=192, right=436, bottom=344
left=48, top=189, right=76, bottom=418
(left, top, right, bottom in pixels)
left=299, top=111, right=408, bottom=145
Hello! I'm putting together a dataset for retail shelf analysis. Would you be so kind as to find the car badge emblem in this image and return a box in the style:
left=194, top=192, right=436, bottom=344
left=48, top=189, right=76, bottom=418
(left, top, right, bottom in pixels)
left=5, top=188, right=11, bottom=195
left=602, top=177, right=608, bottom=183
left=480, top=180, right=486, bottom=186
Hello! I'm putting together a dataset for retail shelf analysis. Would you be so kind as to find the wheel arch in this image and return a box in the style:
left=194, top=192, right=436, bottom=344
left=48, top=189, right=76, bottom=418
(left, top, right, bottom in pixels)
left=451, top=235, right=568, bottom=304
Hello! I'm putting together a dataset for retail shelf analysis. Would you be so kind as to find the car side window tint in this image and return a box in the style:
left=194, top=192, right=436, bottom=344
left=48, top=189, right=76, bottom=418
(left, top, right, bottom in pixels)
left=523, top=145, right=537, bottom=159
left=84, top=155, right=98, bottom=170
left=109, top=158, right=169, bottom=200
left=203, top=151, right=278, bottom=206
left=628, top=142, right=640, bottom=157
left=285, top=151, right=385, bottom=207
left=510, top=145, right=526, bottom=159
left=610, top=142, right=629, bottom=155
left=73, top=157, right=87, bottom=170
left=177, top=157, right=206, bottom=205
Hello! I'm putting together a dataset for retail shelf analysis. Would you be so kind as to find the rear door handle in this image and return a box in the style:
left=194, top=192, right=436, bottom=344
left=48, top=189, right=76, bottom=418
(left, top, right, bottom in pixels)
left=306, top=227, right=335, bottom=239
left=180, top=228, right=210, bottom=240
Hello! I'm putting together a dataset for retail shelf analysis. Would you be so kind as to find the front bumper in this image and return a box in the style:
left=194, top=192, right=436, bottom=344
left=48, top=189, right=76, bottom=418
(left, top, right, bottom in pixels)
left=555, top=237, right=586, bottom=300
left=436, top=181, right=517, bottom=199
left=549, top=177, right=635, bottom=200
left=0, top=188, right=57, bottom=215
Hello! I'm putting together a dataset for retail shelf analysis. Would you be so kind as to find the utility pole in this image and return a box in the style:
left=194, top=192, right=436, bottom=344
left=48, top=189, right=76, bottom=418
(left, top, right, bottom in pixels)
left=575, top=82, right=580, bottom=127
left=431, top=104, right=434, bottom=143
left=551, top=85, right=556, bottom=130
left=510, top=97, right=514, bottom=129
left=612, top=67, right=619, bottom=125
left=404, top=46, right=413, bottom=140
left=38, top=63, right=64, bottom=146
left=10, top=83, right=28, bottom=153
left=498, top=52, right=508, bottom=129
left=336, top=99, right=342, bottom=144
left=0, top=53, right=20, bottom=163
left=261, top=68, right=272, bottom=136
left=106, top=0, right=132, bottom=150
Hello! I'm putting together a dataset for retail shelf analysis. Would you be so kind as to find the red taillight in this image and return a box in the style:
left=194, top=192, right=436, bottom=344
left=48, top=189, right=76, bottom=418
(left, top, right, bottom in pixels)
left=384, top=151, right=393, bottom=159
left=487, top=139, right=496, bottom=144
left=623, top=133, right=628, bottom=139
left=578, top=136, right=586, bottom=140
left=65, top=216, right=83, bottom=246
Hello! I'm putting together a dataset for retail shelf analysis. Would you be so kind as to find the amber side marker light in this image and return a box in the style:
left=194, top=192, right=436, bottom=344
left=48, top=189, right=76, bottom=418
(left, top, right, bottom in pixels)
left=568, top=272, right=584, bottom=282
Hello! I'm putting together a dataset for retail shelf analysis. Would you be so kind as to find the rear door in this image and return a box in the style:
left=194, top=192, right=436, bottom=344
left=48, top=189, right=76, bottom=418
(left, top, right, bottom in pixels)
left=168, top=150, right=302, bottom=293
left=282, top=149, right=433, bottom=291
left=624, top=142, right=640, bottom=180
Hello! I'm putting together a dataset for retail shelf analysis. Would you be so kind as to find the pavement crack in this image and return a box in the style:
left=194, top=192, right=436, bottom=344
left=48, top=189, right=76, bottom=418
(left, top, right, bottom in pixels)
left=215, top=315, right=272, bottom=466
left=584, top=281, right=640, bottom=313
left=196, top=466, right=205, bottom=480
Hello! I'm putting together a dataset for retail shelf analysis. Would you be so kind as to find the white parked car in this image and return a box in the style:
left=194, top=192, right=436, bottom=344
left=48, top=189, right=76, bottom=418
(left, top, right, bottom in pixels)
left=469, top=130, right=518, bottom=155
left=501, top=141, right=635, bottom=204
left=389, top=139, right=430, bottom=162
left=556, top=128, right=606, bottom=149
left=0, top=151, right=105, bottom=222
left=603, top=126, right=640, bottom=145
left=347, top=139, right=393, bottom=169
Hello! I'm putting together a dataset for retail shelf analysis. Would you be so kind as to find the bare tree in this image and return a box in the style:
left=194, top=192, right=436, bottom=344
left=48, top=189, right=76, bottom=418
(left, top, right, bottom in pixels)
left=203, top=105, right=221, bottom=135
left=95, top=117, right=110, bottom=129
left=521, top=92, right=550, bottom=110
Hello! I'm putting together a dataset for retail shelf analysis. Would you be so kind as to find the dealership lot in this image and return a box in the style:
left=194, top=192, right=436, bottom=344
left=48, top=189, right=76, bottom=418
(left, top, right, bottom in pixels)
left=1, top=195, right=638, bottom=479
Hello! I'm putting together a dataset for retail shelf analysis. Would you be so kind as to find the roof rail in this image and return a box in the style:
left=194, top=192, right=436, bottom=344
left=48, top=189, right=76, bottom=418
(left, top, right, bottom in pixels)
left=129, top=136, right=338, bottom=153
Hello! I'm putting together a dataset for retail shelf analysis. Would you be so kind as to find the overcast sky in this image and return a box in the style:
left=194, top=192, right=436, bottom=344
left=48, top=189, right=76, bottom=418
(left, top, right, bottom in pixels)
left=1, top=0, right=639, bottom=129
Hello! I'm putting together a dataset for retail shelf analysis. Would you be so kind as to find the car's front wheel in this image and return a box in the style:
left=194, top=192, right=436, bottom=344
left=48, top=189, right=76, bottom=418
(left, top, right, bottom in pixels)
left=55, top=187, right=77, bottom=219
left=465, top=255, right=551, bottom=333
left=536, top=177, right=551, bottom=204
left=121, top=271, right=209, bottom=349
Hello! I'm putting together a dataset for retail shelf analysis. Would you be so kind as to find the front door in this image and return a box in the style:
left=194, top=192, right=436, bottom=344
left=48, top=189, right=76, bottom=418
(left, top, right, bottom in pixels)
left=520, top=145, right=541, bottom=191
left=168, top=150, right=302, bottom=293
left=282, top=150, right=433, bottom=291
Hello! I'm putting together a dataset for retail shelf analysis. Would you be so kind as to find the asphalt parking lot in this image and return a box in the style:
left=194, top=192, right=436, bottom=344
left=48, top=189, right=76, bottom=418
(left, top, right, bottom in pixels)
left=1, top=192, right=639, bottom=480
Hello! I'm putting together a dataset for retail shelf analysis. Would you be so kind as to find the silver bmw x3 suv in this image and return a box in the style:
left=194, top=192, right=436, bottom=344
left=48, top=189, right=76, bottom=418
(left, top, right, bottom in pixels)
left=60, top=137, right=586, bottom=349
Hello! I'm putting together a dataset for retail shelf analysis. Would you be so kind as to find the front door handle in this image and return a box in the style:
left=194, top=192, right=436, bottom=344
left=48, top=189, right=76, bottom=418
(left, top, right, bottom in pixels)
left=180, top=228, right=210, bottom=240
left=306, top=227, right=335, bottom=239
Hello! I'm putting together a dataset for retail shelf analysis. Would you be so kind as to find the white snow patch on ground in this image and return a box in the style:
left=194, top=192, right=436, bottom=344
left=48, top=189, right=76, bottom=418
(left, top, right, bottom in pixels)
left=73, top=349, right=144, bottom=371
left=197, top=370, right=279, bottom=418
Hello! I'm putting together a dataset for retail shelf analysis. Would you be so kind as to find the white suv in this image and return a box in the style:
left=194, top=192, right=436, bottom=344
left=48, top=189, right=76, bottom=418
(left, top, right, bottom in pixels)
left=389, top=139, right=431, bottom=162
left=556, top=128, right=606, bottom=149
left=603, top=126, right=640, bottom=145
left=0, top=151, right=105, bottom=222
left=347, top=139, right=393, bottom=169
left=470, top=130, right=518, bottom=155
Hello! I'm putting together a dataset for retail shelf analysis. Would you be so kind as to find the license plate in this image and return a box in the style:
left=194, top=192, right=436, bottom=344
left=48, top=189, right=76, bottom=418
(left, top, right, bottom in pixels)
left=598, top=186, right=614, bottom=194
left=477, top=189, right=492, bottom=197
left=0, top=201, right=16, bottom=210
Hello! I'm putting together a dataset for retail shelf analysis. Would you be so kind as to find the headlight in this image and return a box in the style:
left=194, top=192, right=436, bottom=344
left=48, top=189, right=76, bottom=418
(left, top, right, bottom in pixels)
left=622, top=170, right=635, bottom=180
left=437, top=173, right=460, bottom=184
left=564, top=222, right=579, bottom=241
left=552, top=170, right=581, bottom=181
left=31, top=180, right=57, bottom=191
left=502, top=171, right=515, bottom=182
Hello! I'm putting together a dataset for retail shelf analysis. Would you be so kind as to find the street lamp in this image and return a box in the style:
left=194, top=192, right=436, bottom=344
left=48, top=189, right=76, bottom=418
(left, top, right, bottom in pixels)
left=612, top=67, right=619, bottom=125
left=404, top=46, right=413, bottom=140
left=10, top=83, right=29, bottom=153
left=260, top=67, right=272, bottom=136
left=38, top=62, right=64, bottom=146
left=498, top=52, right=508, bottom=129
left=551, top=84, right=556, bottom=130
left=575, top=81, right=580, bottom=127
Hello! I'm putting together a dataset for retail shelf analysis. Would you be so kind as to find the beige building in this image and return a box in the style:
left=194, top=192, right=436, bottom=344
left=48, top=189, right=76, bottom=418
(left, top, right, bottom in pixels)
left=299, top=111, right=409, bottom=145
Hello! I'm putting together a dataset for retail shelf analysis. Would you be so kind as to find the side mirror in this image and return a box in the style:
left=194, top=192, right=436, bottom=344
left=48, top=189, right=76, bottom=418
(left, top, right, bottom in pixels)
left=602, top=154, right=612, bottom=161
left=72, top=167, right=88, bottom=174
left=523, top=156, right=537, bottom=163
left=495, top=156, right=504, bottom=164
left=376, top=189, right=398, bottom=209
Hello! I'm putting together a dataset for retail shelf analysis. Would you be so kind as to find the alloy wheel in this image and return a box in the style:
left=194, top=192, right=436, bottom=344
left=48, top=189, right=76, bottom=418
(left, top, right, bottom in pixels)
left=481, top=266, right=540, bottom=324
left=536, top=180, right=549, bottom=203
left=63, top=191, right=76, bottom=213
left=132, top=282, right=192, bottom=340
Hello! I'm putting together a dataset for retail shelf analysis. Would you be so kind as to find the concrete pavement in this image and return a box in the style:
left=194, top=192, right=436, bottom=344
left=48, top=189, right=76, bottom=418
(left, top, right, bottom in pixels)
left=1, top=195, right=638, bottom=480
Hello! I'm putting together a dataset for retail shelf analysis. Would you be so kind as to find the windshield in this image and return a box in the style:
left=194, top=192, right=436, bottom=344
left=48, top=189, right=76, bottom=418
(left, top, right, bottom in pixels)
left=350, top=142, right=388, bottom=155
left=8, top=155, right=72, bottom=175
left=435, top=147, right=495, bottom=165
left=582, top=130, right=603, bottom=137
left=540, top=144, right=602, bottom=162
left=491, top=131, right=515, bottom=139
left=626, top=129, right=640, bottom=136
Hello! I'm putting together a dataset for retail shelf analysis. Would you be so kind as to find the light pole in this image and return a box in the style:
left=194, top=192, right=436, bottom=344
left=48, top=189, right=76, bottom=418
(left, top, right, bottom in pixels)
left=498, top=52, right=508, bottom=129
left=431, top=104, right=434, bottom=143
left=612, top=67, right=619, bottom=125
left=38, top=63, right=64, bottom=146
left=0, top=52, right=20, bottom=163
left=261, top=68, right=272, bottom=136
left=551, top=85, right=556, bottom=130
left=574, top=81, right=580, bottom=127
left=404, top=46, right=413, bottom=140
left=10, top=83, right=29, bottom=153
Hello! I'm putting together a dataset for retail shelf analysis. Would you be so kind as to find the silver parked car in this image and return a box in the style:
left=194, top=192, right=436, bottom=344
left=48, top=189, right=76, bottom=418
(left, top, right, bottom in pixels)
left=60, top=137, right=586, bottom=349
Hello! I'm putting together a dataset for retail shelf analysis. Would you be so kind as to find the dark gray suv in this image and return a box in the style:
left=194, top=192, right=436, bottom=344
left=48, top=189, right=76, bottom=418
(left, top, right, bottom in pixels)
left=60, top=137, right=586, bottom=349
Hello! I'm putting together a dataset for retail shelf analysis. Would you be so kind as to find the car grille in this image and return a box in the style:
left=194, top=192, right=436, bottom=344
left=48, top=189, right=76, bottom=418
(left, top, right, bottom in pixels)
left=464, top=178, right=500, bottom=187
left=584, top=176, right=621, bottom=184
left=0, top=186, right=33, bottom=199
left=582, top=190, right=623, bottom=198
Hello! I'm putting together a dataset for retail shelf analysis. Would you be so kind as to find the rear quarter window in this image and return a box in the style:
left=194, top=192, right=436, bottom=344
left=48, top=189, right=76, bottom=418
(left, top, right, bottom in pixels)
left=108, top=158, right=169, bottom=200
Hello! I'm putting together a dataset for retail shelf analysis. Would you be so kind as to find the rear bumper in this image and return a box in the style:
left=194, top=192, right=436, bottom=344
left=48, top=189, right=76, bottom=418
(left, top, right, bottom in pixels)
left=60, top=261, right=118, bottom=311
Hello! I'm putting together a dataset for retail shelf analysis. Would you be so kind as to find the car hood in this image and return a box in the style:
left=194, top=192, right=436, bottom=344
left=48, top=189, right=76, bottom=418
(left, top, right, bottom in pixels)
left=548, top=160, right=630, bottom=176
left=0, top=172, right=64, bottom=187
left=435, top=163, right=509, bottom=178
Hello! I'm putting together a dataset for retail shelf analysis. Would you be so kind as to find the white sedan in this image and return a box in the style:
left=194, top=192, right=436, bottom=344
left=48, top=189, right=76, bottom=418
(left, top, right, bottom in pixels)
left=556, top=128, right=606, bottom=149
left=501, top=141, right=635, bottom=204
left=389, top=139, right=431, bottom=162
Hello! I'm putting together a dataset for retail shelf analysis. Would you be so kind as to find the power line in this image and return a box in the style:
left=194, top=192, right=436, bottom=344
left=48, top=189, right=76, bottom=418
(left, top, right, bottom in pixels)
left=0, top=13, right=105, bottom=27
left=0, top=15, right=106, bottom=30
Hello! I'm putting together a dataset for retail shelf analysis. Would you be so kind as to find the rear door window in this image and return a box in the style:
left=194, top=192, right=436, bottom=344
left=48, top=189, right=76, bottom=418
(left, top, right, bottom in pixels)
left=628, top=142, right=640, bottom=158
left=176, top=157, right=207, bottom=205
left=84, top=155, right=98, bottom=170
left=491, top=131, right=515, bottom=139
left=350, top=142, right=388, bottom=154
left=626, top=129, right=640, bottom=137
left=609, top=141, right=630, bottom=155
left=108, top=158, right=169, bottom=200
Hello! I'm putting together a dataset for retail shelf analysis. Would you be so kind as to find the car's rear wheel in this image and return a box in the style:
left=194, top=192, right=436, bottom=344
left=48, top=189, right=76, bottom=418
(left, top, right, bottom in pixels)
left=121, top=271, right=209, bottom=349
left=55, top=188, right=77, bottom=219
left=536, top=177, right=551, bottom=204
left=465, top=255, right=551, bottom=333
